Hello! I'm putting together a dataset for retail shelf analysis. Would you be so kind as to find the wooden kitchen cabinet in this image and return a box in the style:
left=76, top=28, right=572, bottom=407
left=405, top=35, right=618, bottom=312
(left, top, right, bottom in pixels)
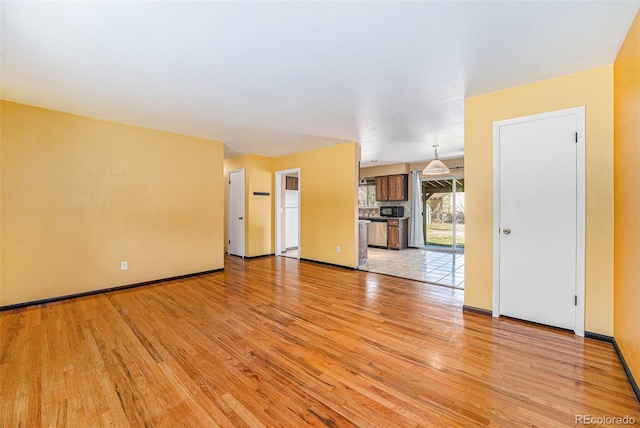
left=375, top=174, right=408, bottom=201
left=388, top=174, right=408, bottom=200
left=285, top=176, right=298, bottom=190
left=375, top=176, right=388, bottom=201
left=387, top=218, right=408, bottom=250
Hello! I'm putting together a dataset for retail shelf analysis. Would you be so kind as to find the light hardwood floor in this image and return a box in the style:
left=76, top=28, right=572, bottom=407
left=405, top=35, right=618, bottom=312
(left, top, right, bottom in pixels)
left=1, top=255, right=638, bottom=427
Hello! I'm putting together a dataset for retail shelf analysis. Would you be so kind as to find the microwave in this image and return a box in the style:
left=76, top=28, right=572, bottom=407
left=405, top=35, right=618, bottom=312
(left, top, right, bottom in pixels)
left=380, top=206, right=404, bottom=217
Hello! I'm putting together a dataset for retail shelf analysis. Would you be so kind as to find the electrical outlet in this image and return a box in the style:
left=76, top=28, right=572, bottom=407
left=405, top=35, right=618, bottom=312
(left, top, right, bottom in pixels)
left=121, top=261, right=128, bottom=271
left=336, top=246, right=341, bottom=254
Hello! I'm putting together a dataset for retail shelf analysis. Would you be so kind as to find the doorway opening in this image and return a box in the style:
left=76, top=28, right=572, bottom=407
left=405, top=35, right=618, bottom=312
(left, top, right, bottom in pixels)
left=275, top=168, right=300, bottom=260
left=358, top=174, right=465, bottom=288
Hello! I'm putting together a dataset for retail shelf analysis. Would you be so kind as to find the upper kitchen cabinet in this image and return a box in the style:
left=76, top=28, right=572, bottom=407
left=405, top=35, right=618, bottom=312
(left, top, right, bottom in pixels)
left=285, top=176, right=299, bottom=190
left=375, top=174, right=408, bottom=201
left=389, top=174, right=408, bottom=200
left=375, top=176, right=388, bottom=201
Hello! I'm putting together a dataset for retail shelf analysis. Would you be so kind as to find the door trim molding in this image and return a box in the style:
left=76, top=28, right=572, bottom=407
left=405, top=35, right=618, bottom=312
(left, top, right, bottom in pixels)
left=228, top=168, right=245, bottom=258
left=492, top=106, right=585, bottom=336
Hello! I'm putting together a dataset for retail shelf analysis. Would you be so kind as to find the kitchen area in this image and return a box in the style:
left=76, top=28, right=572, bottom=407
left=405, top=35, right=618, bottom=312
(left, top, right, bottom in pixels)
left=359, top=173, right=410, bottom=251
left=358, top=161, right=465, bottom=288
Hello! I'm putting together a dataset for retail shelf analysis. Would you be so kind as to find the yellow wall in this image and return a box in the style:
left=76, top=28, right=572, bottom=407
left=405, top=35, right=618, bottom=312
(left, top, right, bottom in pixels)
left=1, top=101, right=225, bottom=306
left=0, top=102, right=3, bottom=304
left=464, top=66, right=614, bottom=335
left=222, top=143, right=359, bottom=267
left=223, top=154, right=274, bottom=257
left=614, top=11, right=640, bottom=385
left=273, top=142, right=360, bottom=267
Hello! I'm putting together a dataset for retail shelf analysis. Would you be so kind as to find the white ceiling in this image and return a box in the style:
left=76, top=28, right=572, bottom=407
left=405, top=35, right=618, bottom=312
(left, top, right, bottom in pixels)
left=2, top=1, right=638, bottom=166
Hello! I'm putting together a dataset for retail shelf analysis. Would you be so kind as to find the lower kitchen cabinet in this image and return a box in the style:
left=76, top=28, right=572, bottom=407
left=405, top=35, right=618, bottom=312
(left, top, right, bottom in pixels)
left=387, top=218, right=408, bottom=250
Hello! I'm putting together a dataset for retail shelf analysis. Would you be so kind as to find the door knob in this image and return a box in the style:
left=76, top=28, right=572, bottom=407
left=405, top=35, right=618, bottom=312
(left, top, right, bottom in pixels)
left=503, top=228, right=511, bottom=235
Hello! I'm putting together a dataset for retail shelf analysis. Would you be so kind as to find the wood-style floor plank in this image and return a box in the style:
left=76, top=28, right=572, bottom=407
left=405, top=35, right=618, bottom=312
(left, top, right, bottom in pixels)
left=1, top=255, right=639, bottom=427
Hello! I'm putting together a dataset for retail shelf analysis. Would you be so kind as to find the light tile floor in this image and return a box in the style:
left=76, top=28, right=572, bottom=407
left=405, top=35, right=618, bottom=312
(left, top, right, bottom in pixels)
left=359, top=247, right=465, bottom=288
left=282, top=248, right=299, bottom=259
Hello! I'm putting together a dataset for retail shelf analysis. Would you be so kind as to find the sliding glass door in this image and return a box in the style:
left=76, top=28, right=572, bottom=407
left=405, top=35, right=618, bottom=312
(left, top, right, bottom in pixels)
left=422, top=178, right=465, bottom=252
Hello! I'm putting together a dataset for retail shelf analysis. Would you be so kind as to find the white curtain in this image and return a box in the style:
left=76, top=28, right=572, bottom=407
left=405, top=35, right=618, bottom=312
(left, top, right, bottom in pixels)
left=409, top=170, right=425, bottom=247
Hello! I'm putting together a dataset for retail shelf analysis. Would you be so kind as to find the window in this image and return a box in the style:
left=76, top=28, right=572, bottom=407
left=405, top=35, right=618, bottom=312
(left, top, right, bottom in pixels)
left=358, top=185, right=376, bottom=207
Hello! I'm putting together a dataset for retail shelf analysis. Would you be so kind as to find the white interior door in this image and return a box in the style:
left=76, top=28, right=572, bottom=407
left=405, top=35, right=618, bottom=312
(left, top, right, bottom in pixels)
left=228, top=170, right=244, bottom=257
left=494, top=107, right=585, bottom=333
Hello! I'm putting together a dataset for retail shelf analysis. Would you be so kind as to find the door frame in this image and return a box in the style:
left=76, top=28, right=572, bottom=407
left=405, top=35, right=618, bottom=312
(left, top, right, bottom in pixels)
left=228, top=169, right=245, bottom=258
left=275, top=168, right=301, bottom=258
left=492, top=106, right=585, bottom=336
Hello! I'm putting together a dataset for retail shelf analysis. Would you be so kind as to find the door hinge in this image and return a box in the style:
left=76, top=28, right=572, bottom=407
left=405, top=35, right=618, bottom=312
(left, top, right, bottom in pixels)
left=228, top=240, right=231, bottom=244
left=575, top=132, right=578, bottom=143
left=575, top=295, right=578, bottom=306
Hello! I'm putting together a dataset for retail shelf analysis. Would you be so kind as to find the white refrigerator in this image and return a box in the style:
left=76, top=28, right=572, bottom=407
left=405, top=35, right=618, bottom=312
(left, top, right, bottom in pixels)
left=285, top=189, right=299, bottom=249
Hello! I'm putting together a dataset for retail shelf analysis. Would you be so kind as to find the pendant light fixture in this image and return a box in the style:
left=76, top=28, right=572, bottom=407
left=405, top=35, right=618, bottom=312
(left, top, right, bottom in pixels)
left=422, top=144, right=450, bottom=175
